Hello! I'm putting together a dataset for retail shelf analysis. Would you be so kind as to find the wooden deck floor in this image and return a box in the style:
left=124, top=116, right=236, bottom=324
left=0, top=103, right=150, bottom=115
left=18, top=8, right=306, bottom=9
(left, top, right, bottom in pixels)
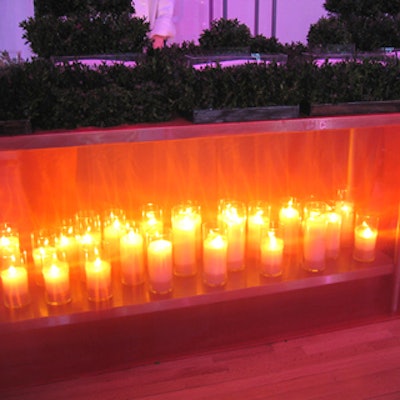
left=2, top=316, right=400, bottom=400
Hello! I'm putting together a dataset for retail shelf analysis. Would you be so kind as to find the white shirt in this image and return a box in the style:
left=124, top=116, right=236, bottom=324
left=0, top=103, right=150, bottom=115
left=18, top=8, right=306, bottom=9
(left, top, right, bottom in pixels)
left=132, top=0, right=175, bottom=39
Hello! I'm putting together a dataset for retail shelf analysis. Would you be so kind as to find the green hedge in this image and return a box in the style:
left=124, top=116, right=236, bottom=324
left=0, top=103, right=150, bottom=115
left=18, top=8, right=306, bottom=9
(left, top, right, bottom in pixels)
left=2, top=48, right=400, bottom=133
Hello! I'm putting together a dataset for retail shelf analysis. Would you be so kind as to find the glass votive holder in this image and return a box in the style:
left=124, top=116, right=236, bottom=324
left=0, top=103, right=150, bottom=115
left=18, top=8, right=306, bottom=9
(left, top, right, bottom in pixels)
left=353, top=214, right=379, bottom=262
left=120, top=222, right=145, bottom=286
left=140, top=203, right=164, bottom=239
left=0, top=253, right=30, bottom=309
left=42, top=259, right=71, bottom=306
left=335, top=192, right=355, bottom=247
left=74, top=210, right=102, bottom=247
left=278, top=197, right=301, bottom=255
left=260, top=229, right=284, bottom=278
left=31, top=228, right=58, bottom=285
left=325, top=210, right=342, bottom=259
left=84, top=248, right=112, bottom=302
left=102, top=208, right=126, bottom=265
left=302, top=201, right=328, bottom=272
left=218, top=199, right=247, bottom=272
left=55, top=221, right=79, bottom=268
left=202, top=223, right=228, bottom=287
left=171, top=202, right=201, bottom=277
left=147, top=231, right=173, bottom=295
left=247, top=201, right=271, bottom=261
left=0, top=223, right=21, bottom=270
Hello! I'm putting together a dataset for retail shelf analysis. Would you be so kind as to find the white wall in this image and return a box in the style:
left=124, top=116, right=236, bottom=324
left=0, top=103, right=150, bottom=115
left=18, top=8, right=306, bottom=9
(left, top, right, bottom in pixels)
left=0, top=0, right=327, bottom=58
left=173, top=0, right=327, bottom=45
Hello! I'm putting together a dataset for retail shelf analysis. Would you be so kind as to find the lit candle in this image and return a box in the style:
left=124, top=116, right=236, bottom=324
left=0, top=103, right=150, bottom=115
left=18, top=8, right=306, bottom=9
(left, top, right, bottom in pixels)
left=247, top=202, right=270, bottom=260
left=141, top=203, right=163, bottom=237
left=76, top=232, right=100, bottom=279
left=218, top=201, right=246, bottom=271
left=120, top=229, right=145, bottom=286
left=335, top=200, right=354, bottom=246
left=103, top=210, right=126, bottom=263
left=260, top=230, right=284, bottom=277
left=354, top=220, right=378, bottom=262
left=1, top=266, right=30, bottom=308
left=56, top=230, right=79, bottom=266
left=303, top=213, right=327, bottom=272
left=325, top=211, right=342, bottom=259
left=0, top=233, right=20, bottom=267
left=85, top=257, right=112, bottom=301
left=147, top=237, right=173, bottom=294
left=172, top=213, right=197, bottom=276
left=32, top=245, right=57, bottom=285
left=42, top=261, right=71, bottom=305
left=279, top=198, right=300, bottom=254
left=203, top=229, right=227, bottom=287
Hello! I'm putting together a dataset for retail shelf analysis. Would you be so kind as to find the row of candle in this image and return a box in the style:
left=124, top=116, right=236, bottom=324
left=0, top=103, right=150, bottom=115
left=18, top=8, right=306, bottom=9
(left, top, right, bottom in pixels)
left=0, top=198, right=379, bottom=309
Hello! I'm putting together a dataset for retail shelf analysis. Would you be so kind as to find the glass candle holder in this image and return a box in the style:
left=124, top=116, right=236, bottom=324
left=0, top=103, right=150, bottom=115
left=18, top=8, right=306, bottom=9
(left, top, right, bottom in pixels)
left=120, top=222, right=145, bottom=286
left=247, top=201, right=271, bottom=261
left=55, top=221, right=79, bottom=270
left=202, top=223, right=228, bottom=287
left=31, top=229, right=57, bottom=285
left=42, top=259, right=71, bottom=306
left=353, top=214, right=379, bottom=262
left=0, top=223, right=21, bottom=270
left=102, top=208, right=126, bottom=265
left=218, top=199, right=247, bottom=272
left=171, top=201, right=201, bottom=277
left=1, top=253, right=30, bottom=309
left=335, top=191, right=355, bottom=247
left=147, top=232, right=173, bottom=295
left=84, top=248, right=112, bottom=302
left=74, top=210, right=102, bottom=248
left=75, top=211, right=102, bottom=279
left=279, top=197, right=301, bottom=255
left=140, top=203, right=164, bottom=239
left=325, top=210, right=342, bottom=259
left=302, top=201, right=328, bottom=272
left=260, top=229, right=284, bottom=277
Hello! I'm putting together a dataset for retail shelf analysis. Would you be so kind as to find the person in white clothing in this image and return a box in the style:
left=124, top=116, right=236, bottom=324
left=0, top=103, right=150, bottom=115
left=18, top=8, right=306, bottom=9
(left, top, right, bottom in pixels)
left=132, top=0, right=175, bottom=48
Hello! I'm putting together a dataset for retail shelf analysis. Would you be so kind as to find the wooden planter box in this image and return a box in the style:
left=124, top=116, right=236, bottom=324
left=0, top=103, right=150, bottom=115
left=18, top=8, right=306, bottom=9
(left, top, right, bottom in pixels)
left=0, top=120, right=32, bottom=136
left=186, top=105, right=300, bottom=124
left=303, top=100, right=400, bottom=117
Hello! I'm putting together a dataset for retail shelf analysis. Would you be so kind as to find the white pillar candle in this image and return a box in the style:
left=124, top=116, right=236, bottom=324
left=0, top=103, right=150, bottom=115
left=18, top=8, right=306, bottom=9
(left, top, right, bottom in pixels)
left=147, top=237, right=173, bottom=294
left=56, top=232, right=79, bottom=265
left=303, top=214, right=327, bottom=272
left=141, top=203, right=163, bottom=237
left=353, top=220, right=378, bottom=262
left=120, top=229, right=145, bottom=286
left=218, top=201, right=246, bottom=271
left=335, top=200, right=354, bottom=246
left=42, top=261, right=71, bottom=305
left=32, top=245, right=57, bottom=285
left=85, top=257, right=112, bottom=301
left=103, top=218, right=125, bottom=264
left=1, top=266, right=30, bottom=308
left=279, top=199, right=300, bottom=254
left=203, top=230, right=227, bottom=287
left=325, top=211, right=342, bottom=259
left=172, top=213, right=197, bottom=276
left=260, top=230, right=284, bottom=277
left=0, top=234, right=20, bottom=268
left=247, top=202, right=270, bottom=260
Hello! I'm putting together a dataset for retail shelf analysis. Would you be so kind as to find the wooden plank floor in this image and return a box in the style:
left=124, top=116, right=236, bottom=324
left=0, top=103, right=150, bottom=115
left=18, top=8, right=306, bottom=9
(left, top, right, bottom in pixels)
left=2, top=317, right=400, bottom=400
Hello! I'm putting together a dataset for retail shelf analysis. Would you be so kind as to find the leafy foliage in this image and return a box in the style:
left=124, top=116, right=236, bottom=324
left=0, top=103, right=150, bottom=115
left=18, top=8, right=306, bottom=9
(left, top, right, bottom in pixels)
left=308, top=0, right=400, bottom=51
left=20, top=13, right=149, bottom=57
left=198, top=18, right=252, bottom=50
